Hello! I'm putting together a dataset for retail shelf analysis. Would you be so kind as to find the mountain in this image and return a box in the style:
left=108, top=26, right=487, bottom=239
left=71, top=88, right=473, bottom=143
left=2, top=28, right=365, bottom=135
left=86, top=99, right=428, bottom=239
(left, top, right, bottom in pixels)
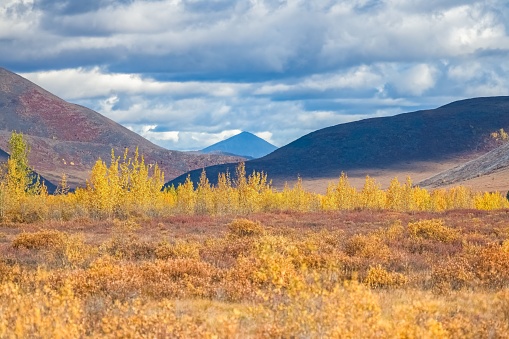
left=200, top=131, right=277, bottom=159
left=418, top=140, right=509, bottom=191
left=167, top=96, right=509, bottom=192
left=0, top=68, right=243, bottom=189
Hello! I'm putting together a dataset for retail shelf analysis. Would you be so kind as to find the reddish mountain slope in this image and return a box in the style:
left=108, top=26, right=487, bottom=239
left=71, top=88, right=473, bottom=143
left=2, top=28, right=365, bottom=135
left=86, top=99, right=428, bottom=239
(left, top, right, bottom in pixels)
left=0, top=68, right=243, bottom=188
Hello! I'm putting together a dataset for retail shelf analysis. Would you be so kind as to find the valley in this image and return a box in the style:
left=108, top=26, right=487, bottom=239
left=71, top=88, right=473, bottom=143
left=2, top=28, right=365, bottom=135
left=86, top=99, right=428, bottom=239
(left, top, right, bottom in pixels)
left=1, top=68, right=509, bottom=338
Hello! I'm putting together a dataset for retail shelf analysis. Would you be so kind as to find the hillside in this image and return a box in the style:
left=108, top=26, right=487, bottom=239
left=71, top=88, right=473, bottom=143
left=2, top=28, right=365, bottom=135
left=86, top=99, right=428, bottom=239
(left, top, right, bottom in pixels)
left=418, top=140, right=509, bottom=190
left=167, top=96, right=509, bottom=191
left=0, top=148, right=7, bottom=162
left=0, top=68, right=243, bottom=189
left=200, top=131, right=277, bottom=159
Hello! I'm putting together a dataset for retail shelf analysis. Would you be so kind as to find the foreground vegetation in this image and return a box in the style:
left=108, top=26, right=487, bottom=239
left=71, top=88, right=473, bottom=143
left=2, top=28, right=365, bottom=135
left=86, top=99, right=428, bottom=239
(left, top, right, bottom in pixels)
left=1, top=132, right=509, bottom=337
left=1, top=212, right=509, bottom=337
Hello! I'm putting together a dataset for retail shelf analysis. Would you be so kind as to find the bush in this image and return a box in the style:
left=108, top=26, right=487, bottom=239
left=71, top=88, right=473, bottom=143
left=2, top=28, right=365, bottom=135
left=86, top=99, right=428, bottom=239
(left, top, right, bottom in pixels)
left=407, top=219, right=458, bottom=243
left=364, top=264, right=408, bottom=288
left=155, top=239, right=200, bottom=260
left=227, top=218, right=265, bottom=238
left=12, top=229, right=96, bottom=268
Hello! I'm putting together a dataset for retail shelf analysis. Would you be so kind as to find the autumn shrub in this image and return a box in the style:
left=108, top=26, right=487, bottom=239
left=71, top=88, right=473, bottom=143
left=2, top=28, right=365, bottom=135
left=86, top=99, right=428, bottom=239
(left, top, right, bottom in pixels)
left=227, top=235, right=307, bottom=297
left=364, top=264, right=408, bottom=288
left=253, top=280, right=387, bottom=338
left=0, top=262, right=21, bottom=284
left=431, top=257, right=475, bottom=292
left=99, top=219, right=154, bottom=260
left=155, top=239, right=200, bottom=260
left=72, top=256, right=223, bottom=300
left=470, top=243, right=509, bottom=289
left=12, top=229, right=96, bottom=268
left=0, top=281, right=84, bottom=338
left=407, top=218, right=459, bottom=243
left=227, top=218, right=265, bottom=238
left=200, top=237, right=256, bottom=269
left=344, top=233, right=392, bottom=263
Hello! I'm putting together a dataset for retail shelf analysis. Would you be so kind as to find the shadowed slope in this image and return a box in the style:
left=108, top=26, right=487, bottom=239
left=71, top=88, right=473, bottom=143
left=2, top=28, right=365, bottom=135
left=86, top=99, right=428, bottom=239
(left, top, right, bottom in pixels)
left=167, top=97, right=509, bottom=191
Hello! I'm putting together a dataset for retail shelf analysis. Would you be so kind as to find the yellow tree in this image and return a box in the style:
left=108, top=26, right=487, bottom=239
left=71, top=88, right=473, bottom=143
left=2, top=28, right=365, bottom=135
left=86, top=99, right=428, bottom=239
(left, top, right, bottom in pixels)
left=0, top=132, right=46, bottom=221
left=214, top=170, right=234, bottom=215
left=385, top=177, right=403, bottom=210
left=360, top=176, right=385, bottom=210
left=196, top=169, right=214, bottom=215
left=86, top=158, right=114, bottom=217
left=6, top=131, right=43, bottom=195
left=323, top=172, right=357, bottom=210
left=234, top=162, right=251, bottom=214
left=176, top=175, right=196, bottom=214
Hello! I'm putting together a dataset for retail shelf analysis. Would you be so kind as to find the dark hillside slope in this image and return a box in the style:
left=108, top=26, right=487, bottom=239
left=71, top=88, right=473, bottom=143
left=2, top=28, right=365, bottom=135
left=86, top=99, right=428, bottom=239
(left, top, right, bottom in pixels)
left=0, top=68, right=243, bottom=188
left=0, top=148, right=7, bottom=162
left=167, top=97, right=509, bottom=189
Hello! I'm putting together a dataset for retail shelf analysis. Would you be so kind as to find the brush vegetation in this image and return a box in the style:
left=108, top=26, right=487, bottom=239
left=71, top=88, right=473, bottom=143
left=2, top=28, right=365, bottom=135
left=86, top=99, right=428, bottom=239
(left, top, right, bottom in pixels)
left=0, top=132, right=508, bottom=337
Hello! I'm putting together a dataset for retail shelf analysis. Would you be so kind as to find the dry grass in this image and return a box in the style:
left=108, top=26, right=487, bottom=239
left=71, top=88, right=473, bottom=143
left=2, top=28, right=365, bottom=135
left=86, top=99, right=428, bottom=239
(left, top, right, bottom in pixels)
left=1, top=210, right=509, bottom=337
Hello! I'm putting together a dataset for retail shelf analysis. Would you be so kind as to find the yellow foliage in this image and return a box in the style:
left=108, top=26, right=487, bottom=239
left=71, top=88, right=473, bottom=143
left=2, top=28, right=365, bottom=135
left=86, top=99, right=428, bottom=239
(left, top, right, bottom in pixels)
left=360, top=175, right=386, bottom=209
left=365, top=264, right=408, bottom=288
left=155, top=239, right=201, bottom=260
left=0, top=281, right=83, bottom=338
left=322, top=172, right=357, bottom=210
left=13, top=229, right=96, bottom=268
left=1, top=139, right=508, bottom=221
left=407, top=219, right=459, bottom=243
left=1, top=212, right=509, bottom=337
left=227, top=218, right=265, bottom=238
left=474, top=191, right=509, bottom=210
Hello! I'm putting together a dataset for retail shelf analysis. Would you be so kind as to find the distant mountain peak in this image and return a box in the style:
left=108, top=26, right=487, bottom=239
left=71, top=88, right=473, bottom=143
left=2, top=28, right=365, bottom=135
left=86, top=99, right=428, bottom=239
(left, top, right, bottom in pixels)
left=201, top=131, right=277, bottom=159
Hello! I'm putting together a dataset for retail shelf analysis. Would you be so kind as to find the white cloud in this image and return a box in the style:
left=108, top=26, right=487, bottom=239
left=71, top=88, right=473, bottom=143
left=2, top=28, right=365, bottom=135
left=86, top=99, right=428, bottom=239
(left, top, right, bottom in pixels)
left=448, top=62, right=483, bottom=81
left=254, top=131, right=274, bottom=145
left=21, top=68, right=248, bottom=100
left=135, top=128, right=245, bottom=151
left=393, top=64, right=438, bottom=96
left=254, top=65, right=384, bottom=95
left=2, top=0, right=509, bottom=151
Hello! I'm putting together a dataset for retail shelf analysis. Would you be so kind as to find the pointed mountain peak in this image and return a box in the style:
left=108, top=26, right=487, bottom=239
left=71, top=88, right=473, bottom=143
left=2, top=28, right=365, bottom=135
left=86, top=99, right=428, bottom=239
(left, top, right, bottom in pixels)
left=201, top=131, right=277, bottom=159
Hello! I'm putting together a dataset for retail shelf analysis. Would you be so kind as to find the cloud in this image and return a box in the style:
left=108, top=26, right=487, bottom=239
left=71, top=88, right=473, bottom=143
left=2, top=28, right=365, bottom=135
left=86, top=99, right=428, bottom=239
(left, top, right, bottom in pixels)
left=393, top=64, right=439, bottom=96
left=1, top=0, right=509, bottom=150
left=21, top=67, right=247, bottom=100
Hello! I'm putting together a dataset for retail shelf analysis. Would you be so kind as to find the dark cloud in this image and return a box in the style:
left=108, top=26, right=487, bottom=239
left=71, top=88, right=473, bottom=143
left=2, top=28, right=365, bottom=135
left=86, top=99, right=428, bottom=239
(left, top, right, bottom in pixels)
left=34, top=0, right=134, bottom=15
left=474, top=48, right=509, bottom=58
left=182, top=0, right=237, bottom=13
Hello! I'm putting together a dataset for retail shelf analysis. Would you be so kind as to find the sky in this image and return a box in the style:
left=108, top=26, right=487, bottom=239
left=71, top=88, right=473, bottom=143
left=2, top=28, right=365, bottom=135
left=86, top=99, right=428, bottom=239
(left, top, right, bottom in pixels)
left=1, top=0, right=509, bottom=151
